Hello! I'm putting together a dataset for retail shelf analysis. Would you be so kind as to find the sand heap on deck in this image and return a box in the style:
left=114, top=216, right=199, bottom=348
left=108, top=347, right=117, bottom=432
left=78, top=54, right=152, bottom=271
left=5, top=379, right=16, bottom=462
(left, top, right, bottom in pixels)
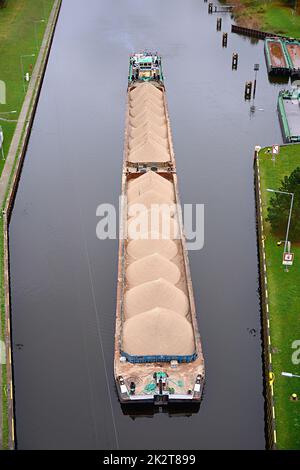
left=122, top=85, right=195, bottom=357
left=123, top=308, right=194, bottom=357
left=127, top=82, right=171, bottom=163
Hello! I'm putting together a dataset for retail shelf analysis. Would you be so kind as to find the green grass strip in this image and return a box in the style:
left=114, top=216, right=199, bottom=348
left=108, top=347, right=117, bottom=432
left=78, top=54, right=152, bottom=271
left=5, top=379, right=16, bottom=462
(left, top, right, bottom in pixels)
left=221, top=0, right=300, bottom=38
left=259, top=144, right=300, bottom=449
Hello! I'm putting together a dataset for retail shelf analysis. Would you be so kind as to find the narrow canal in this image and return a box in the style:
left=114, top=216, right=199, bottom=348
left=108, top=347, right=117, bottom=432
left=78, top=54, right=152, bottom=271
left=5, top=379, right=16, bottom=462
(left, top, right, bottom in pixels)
left=9, top=0, right=286, bottom=449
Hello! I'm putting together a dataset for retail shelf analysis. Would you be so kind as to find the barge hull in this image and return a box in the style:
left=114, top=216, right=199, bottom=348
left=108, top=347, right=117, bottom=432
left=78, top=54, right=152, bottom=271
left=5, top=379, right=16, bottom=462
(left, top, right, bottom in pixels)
left=114, top=169, right=204, bottom=405
left=284, top=41, right=300, bottom=78
left=264, top=38, right=290, bottom=75
left=114, top=55, right=205, bottom=408
left=278, top=91, right=300, bottom=143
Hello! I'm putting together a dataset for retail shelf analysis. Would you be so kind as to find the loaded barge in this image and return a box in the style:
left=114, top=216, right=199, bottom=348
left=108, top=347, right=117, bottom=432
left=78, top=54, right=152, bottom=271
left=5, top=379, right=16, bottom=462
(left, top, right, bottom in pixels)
left=114, top=52, right=205, bottom=408
left=264, top=38, right=290, bottom=75
left=278, top=88, right=300, bottom=143
left=284, top=40, right=300, bottom=79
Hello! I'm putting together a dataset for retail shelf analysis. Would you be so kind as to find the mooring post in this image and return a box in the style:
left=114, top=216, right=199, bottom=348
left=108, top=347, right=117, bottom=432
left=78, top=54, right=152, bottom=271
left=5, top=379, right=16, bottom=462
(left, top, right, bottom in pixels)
left=217, top=17, right=222, bottom=31
left=244, top=81, right=252, bottom=100
left=208, top=2, right=213, bottom=14
left=222, top=32, right=228, bottom=47
left=253, top=63, right=260, bottom=99
left=232, top=52, right=238, bottom=69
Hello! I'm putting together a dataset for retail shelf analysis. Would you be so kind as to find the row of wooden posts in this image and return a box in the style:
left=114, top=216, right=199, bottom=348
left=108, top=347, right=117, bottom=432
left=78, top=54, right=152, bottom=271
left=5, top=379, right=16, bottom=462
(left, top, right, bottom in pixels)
left=207, top=1, right=233, bottom=14
left=214, top=15, right=257, bottom=101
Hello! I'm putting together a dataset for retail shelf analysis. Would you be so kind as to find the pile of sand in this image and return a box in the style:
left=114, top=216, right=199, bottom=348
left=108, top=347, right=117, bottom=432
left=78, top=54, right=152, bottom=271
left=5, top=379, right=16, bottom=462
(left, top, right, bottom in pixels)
left=129, top=121, right=167, bottom=140
left=130, top=100, right=164, bottom=118
left=126, top=170, right=178, bottom=239
left=130, top=81, right=162, bottom=100
left=128, top=137, right=170, bottom=163
left=121, top=97, right=195, bottom=357
left=128, top=131, right=168, bottom=152
left=127, top=82, right=171, bottom=163
left=126, top=253, right=181, bottom=287
left=128, top=170, right=174, bottom=201
left=123, top=308, right=195, bottom=356
left=127, top=214, right=179, bottom=240
left=128, top=188, right=174, bottom=212
left=124, top=278, right=189, bottom=319
left=127, top=236, right=178, bottom=260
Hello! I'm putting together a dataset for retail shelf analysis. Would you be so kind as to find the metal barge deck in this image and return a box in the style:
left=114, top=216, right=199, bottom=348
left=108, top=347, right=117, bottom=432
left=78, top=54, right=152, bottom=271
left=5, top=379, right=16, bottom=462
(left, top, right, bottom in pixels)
left=278, top=88, right=300, bottom=143
left=264, top=38, right=290, bottom=75
left=114, top=53, right=205, bottom=409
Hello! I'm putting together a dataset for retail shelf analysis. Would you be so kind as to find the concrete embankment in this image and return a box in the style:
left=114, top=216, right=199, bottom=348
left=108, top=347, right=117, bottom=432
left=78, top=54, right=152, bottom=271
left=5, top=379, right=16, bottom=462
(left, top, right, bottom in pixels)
left=253, top=149, right=277, bottom=450
left=0, top=0, right=62, bottom=450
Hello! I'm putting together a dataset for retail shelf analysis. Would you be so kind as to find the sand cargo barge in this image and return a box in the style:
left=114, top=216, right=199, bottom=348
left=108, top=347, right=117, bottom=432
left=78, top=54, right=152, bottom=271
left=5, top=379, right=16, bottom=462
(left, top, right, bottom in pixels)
left=114, top=53, right=205, bottom=407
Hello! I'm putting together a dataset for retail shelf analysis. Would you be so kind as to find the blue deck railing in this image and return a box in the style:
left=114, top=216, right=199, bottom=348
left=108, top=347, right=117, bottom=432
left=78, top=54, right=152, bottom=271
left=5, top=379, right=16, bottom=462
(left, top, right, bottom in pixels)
left=121, top=351, right=198, bottom=364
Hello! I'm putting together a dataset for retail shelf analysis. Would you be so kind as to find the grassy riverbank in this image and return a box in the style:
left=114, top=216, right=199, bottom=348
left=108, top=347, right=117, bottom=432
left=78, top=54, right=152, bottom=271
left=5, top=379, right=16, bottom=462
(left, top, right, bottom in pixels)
left=259, top=145, right=300, bottom=449
left=0, top=0, right=54, bottom=176
left=0, top=0, right=55, bottom=450
left=221, top=0, right=300, bottom=37
left=0, top=217, right=8, bottom=449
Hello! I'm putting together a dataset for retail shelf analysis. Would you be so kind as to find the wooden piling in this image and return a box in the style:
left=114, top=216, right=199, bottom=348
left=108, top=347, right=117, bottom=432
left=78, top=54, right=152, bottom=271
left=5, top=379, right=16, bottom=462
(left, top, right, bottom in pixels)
left=245, top=81, right=252, bottom=100
left=232, top=53, right=238, bottom=69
